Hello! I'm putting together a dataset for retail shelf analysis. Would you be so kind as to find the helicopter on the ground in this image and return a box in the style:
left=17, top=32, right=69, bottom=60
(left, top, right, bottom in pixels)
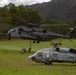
left=7, top=23, right=76, bottom=43
left=28, top=42, right=76, bottom=65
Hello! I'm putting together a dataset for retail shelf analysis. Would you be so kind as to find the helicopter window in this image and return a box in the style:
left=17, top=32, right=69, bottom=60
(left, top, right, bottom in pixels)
left=69, top=49, right=76, bottom=54
left=19, top=28, right=24, bottom=31
left=37, top=52, right=42, bottom=57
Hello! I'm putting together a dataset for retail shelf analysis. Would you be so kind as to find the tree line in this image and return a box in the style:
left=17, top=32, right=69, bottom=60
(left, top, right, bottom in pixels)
left=0, top=3, right=41, bottom=23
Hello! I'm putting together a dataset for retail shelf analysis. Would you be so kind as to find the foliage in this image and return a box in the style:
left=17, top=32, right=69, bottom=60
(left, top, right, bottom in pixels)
left=26, top=0, right=76, bottom=23
left=0, top=4, right=40, bottom=24
left=41, top=18, right=59, bottom=24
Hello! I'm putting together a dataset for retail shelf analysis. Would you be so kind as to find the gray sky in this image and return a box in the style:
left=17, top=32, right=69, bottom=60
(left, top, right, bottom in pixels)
left=0, top=0, right=51, bottom=7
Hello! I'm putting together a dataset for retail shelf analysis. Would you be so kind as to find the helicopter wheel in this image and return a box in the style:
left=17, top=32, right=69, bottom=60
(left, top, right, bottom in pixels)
left=45, top=61, right=52, bottom=65
left=7, top=33, right=11, bottom=40
left=45, top=62, right=50, bottom=65
left=50, top=62, right=53, bottom=65
left=33, top=40, right=40, bottom=43
left=8, top=36, right=11, bottom=40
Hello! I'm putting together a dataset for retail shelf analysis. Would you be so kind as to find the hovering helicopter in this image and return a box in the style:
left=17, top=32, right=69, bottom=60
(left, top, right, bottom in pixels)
left=28, top=42, right=76, bottom=65
left=7, top=23, right=76, bottom=43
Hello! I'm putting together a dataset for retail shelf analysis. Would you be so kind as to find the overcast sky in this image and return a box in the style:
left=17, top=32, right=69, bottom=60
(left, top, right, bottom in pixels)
left=0, top=0, right=51, bottom=7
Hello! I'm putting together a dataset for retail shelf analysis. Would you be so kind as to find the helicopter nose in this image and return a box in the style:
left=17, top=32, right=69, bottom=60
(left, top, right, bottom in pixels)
left=28, top=56, right=36, bottom=61
left=31, top=56, right=36, bottom=61
left=7, top=32, right=11, bottom=40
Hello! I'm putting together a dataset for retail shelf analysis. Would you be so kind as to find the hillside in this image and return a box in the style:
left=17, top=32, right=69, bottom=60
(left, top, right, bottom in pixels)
left=26, top=0, right=76, bottom=22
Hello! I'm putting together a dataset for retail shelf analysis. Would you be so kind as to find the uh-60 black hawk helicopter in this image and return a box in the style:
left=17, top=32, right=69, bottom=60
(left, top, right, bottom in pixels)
left=7, top=22, right=76, bottom=44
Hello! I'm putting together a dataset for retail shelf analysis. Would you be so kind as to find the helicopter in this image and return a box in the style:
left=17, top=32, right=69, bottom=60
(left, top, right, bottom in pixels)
left=28, top=42, right=76, bottom=65
left=7, top=23, right=76, bottom=44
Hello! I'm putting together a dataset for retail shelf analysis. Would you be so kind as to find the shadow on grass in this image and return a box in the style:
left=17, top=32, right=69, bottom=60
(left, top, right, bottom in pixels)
left=29, top=62, right=76, bottom=66
left=52, top=63, right=76, bottom=66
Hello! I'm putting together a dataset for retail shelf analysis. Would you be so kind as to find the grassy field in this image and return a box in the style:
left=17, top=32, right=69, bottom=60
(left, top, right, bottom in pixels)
left=0, top=39, right=76, bottom=75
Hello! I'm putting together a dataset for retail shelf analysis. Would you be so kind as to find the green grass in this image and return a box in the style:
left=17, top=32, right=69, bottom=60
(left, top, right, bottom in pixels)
left=0, top=39, right=76, bottom=75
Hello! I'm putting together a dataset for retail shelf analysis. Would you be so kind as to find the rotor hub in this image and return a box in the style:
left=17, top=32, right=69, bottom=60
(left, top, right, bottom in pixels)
left=51, top=42, right=62, bottom=47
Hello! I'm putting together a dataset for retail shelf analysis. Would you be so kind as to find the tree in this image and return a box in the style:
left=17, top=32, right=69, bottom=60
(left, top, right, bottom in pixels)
left=8, top=4, right=41, bottom=25
left=26, top=8, right=41, bottom=23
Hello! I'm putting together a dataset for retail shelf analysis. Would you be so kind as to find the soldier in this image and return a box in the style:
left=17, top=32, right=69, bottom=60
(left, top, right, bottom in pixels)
left=21, top=48, right=26, bottom=54
left=28, top=47, right=32, bottom=52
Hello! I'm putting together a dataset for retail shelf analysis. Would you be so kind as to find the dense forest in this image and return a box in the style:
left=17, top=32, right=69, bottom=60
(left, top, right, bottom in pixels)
left=26, top=0, right=76, bottom=23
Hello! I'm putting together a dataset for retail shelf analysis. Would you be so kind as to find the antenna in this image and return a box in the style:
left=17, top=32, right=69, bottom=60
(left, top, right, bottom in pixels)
left=51, top=42, right=62, bottom=48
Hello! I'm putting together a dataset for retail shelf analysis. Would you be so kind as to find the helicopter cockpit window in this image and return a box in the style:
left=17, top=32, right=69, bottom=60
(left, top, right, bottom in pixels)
left=37, top=52, right=42, bottom=57
left=69, top=49, right=76, bottom=54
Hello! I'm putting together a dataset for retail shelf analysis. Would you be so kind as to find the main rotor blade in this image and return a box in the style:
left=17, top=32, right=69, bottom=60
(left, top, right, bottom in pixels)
left=40, top=24, right=70, bottom=27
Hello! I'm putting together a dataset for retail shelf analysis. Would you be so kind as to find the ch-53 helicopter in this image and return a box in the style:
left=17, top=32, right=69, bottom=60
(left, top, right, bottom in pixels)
left=7, top=23, right=76, bottom=44
left=28, top=42, right=76, bottom=65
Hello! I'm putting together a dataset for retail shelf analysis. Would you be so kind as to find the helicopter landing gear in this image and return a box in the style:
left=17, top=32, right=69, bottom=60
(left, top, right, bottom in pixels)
left=7, top=33, right=11, bottom=40
left=45, top=61, right=52, bottom=65
left=33, top=40, right=40, bottom=44
left=28, top=40, right=32, bottom=52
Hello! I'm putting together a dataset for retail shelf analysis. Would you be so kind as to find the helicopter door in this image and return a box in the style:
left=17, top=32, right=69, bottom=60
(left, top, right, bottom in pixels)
left=44, top=52, right=50, bottom=60
left=52, top=53, right=58, bottom=60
